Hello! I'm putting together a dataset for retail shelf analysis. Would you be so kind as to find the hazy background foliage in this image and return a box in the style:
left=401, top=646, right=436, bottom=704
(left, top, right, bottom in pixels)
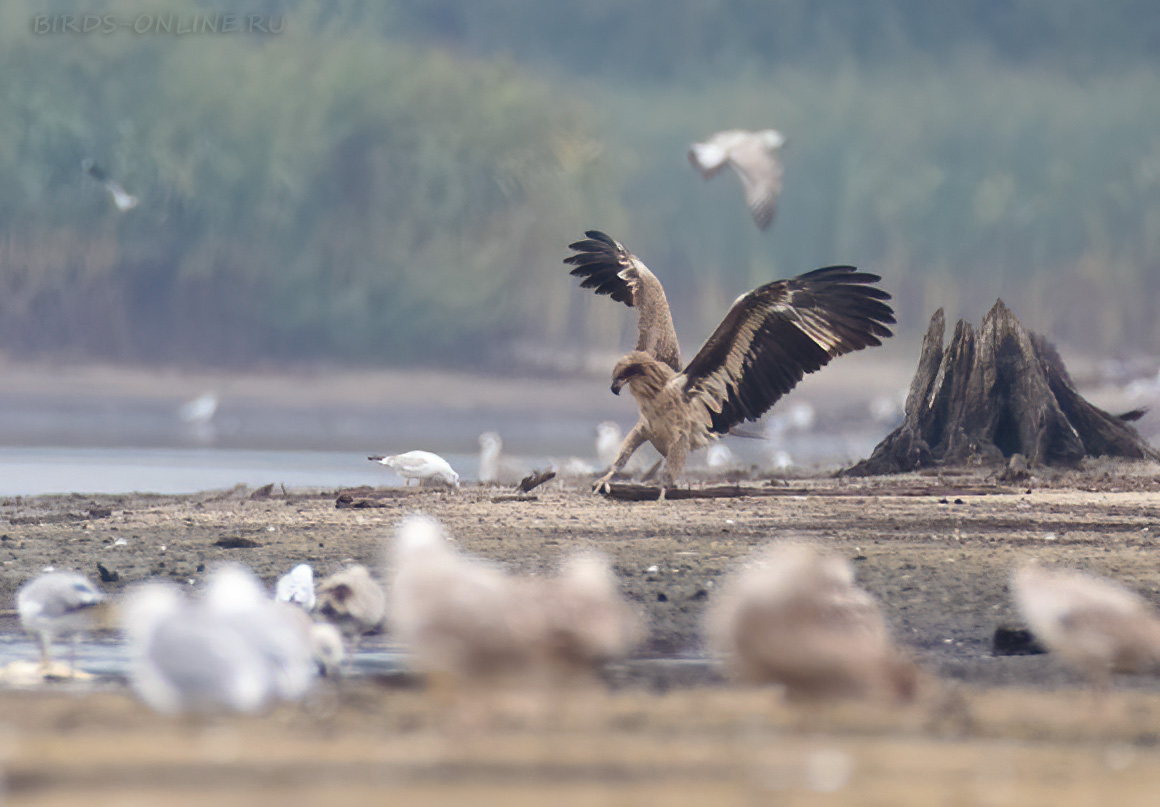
left=2, top=0, right=1159, bottom=368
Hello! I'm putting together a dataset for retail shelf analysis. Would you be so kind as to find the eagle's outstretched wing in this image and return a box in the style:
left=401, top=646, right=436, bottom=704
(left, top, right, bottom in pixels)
left=681, top=266, right=895, bottom=434
left=564, top=230, right=682, bottom=371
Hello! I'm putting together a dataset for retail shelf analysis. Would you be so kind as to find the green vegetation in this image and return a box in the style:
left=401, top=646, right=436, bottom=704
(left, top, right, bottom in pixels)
left=2, top=0, right=1159, bottom=365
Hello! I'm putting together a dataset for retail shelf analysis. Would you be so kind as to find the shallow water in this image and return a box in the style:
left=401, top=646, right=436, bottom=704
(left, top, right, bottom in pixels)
left=0, top=631, right=409, bottom=680
left=0, top=426, right=885, bottom=497
left=0, top=631, right=716, bottom=692
left=0, top=447, right=487, bottom=497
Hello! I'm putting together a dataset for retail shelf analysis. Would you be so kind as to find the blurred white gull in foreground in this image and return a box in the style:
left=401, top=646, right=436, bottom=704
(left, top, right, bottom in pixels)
left=122, top=565, right=319, bottom=714
left=315, top=565, right=386, bottom=639
left=370, top=450, right=459, bottom=488
left=706, top=543, right=917, bottom=701
left=1012, top=562, right=1160, bottom=686
left=388, top=514, right=639, bottom=686
left=275, top=563, right=316, bottom=611
left=16, top=571, right=106, bottom=674
left=203, top=565, right=316, bottom=702
left=122, top=582, right=267, bottom=714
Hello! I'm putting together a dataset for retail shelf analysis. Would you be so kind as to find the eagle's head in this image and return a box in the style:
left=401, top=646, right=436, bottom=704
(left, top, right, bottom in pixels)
left=610, top=352, right=671, bottom=397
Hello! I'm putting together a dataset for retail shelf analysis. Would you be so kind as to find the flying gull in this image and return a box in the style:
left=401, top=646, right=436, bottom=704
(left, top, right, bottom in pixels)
left=689, top=129, right=786, bottom=230
left=82, top=158, right=139, bottom=211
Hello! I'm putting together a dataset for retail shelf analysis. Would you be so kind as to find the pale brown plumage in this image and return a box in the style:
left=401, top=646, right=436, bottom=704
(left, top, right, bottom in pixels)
left=565, top=231, right=895, bottom=496
left=315, top=565, right=386, bottom=638
left=688, top=129, right=786, bottom=230
left=706, top=543, right=917, bottom=702
left=1012, top=562, right=1160, bottom=686
left=387, top=515, right=640, bottom=685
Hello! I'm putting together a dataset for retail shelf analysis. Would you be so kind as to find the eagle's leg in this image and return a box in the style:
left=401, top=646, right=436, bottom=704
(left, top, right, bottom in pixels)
left=593, top=420, right=648, bottom=494
left=657, top=436, right=689, bottom=500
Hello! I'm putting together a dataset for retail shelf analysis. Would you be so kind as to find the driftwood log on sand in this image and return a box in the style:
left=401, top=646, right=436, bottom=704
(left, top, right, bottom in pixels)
left=845, top=301, right=1159, bottom=476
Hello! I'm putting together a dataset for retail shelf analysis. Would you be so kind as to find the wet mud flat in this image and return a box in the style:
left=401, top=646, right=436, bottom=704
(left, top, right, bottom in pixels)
left=3, top=462, right=1160, bottom=681
left=2, top=463, right=1160, bottom=802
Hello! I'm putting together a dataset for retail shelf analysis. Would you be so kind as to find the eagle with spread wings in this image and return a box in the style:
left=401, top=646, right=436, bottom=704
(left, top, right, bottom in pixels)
left=565, top=230, right=895, bottom=498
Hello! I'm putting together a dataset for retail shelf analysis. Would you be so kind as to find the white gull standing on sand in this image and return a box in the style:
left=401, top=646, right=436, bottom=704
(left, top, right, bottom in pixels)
left=370, top=451, right=459, bottom=488
left=275, top=563, right=316, bottom=611
left=706, top=443, right=734, bottom=469
left=16, top=571, right=106, bottom=674
left=596, top=422, right=623, bottom=469
left=121, top=565, right=319, bottom=714
left=478, top=432, right=502, bottom=484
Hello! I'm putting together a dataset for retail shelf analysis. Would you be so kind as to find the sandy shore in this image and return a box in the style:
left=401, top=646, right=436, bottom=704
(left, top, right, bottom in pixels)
left=3, top=464, right=1160, bottom=803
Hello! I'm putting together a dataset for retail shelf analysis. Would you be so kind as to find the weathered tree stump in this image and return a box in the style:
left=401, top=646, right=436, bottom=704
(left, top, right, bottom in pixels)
left=845, top=300, right=1159, bottom=476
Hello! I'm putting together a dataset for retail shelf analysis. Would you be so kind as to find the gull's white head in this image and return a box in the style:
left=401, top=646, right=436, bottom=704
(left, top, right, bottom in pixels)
left=275, top=564, right=316, bottom=610
left=393, top=514, right=450, bottom=564
left=759, top=129, right=787, bottom=150
left=204, top=564, right=267, bottom=615
left=286, top=563, right=313, bottom=588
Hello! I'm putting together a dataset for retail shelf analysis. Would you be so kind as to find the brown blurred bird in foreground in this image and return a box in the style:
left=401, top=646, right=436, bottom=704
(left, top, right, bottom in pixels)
left=315, top=565, right=386, bottom=639
left=1012, top=561, right=1160, bottom=688
left=387, top=515, right=640, bottom=687
left=706, top=543, right=918, bottom=702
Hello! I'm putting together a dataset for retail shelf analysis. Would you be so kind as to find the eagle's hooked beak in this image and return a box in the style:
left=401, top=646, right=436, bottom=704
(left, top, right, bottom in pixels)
left=610, top=379, right=623, bottom=395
